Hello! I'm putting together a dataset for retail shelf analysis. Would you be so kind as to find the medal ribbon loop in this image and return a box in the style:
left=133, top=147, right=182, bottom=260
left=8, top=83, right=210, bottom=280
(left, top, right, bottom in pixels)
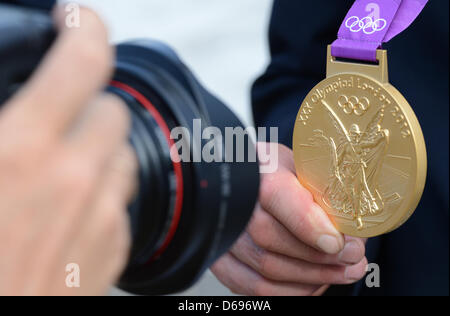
left=331, top=0, right=428, bottom=62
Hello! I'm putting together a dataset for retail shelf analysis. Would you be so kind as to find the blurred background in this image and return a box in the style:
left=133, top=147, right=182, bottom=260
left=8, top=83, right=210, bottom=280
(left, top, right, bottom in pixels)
left=61, top=0, right=274, bottom=295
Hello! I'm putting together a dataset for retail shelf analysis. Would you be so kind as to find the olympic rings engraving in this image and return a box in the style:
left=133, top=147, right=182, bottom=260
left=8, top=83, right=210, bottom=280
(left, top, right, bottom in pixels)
left=338, top=95, right=370, bottom=116
left=345, top=15, right=387, bottom=35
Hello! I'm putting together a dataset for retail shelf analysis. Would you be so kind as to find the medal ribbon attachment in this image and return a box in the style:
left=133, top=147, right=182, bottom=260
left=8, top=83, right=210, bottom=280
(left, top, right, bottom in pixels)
left=331, top=0, right=429, bottom=61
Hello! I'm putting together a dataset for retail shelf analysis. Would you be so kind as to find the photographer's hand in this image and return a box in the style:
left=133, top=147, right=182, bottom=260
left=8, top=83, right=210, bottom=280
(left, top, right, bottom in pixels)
left=0, top=8, right=136, bottom=295
left=212, top=143, right=368, bottom=296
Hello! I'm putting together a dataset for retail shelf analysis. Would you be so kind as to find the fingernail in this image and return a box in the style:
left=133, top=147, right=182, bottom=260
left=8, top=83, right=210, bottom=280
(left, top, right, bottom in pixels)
left=345, top=259, right=367, bottom=281
left=317, top=235, right=341, bottom=255
left=339, top=241, right=363, bottom=264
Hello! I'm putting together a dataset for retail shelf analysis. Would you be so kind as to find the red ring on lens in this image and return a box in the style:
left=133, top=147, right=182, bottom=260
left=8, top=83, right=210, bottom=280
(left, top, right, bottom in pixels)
left=110, top=81, right=184, bottom=262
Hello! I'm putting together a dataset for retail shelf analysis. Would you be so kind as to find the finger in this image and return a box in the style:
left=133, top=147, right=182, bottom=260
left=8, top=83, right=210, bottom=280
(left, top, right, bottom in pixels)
left=103, top=144, right=138, bottom=204
left=212, top=253, right=319, bottom=296
left=257, top=142, right=296, bottom=174
left=231, top=232, right=368, bottom=285
left=247, top=207, right=366, bottom=266
left=4, top=7, right=113, bottom=140
left=339, top=235, right=367, bottom=265
left=259, top=163, right=344, bottom=254
left=63, top=206, right=130, bottom=296
left=25, top=144, right=135, bottom=295
left=349, top=235, right=368, bottom=245
left=62, top=166, right=133, bottom=295
left=59, top=140, right=136, bottom=294
left=65, top=93, right=131, bottom=170
left=313, top=285, right=330, bottom=296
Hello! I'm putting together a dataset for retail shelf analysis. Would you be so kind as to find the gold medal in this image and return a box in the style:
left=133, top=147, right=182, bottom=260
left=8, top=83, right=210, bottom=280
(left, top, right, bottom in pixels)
left=293, top=47, right=427, bottom=237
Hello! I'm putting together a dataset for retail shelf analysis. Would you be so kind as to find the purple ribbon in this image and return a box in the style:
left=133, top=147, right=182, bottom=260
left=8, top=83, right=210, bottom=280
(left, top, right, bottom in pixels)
left=331, top=0, right=429, bottom=61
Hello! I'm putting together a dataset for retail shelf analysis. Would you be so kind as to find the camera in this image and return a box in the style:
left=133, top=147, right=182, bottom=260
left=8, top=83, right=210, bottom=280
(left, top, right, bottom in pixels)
left=0, top=3, right=260, bottom=295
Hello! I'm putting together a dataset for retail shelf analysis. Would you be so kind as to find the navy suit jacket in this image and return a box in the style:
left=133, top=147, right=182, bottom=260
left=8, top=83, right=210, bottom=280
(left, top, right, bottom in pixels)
left=252, top=0, right=449, bottom=296
left=1, top=0, right=54, bottom=10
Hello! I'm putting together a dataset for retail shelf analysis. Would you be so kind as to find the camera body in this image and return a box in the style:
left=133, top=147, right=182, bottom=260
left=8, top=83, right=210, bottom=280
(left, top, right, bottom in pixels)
left=0, top=3, right=260, bottom=295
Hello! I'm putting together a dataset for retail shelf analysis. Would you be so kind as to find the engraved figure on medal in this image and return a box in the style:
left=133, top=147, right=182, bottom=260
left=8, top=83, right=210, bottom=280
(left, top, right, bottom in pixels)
left=306, top=104, right=392, bottom=230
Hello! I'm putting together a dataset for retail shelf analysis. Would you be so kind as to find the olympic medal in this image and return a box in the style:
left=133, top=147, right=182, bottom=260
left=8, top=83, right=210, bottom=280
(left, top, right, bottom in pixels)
left=293, top=47, right=427, bottom=237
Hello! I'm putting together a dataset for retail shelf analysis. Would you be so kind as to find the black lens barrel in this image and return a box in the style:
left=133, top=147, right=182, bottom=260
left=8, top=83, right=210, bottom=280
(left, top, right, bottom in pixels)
left=110, top=41, right=259, bottom=295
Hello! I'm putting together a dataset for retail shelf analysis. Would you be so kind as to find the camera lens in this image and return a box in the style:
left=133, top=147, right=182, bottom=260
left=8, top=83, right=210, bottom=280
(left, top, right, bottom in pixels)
left=108, top=41, right=259, bottom=295
left=0, top=6, right=260, bottom=295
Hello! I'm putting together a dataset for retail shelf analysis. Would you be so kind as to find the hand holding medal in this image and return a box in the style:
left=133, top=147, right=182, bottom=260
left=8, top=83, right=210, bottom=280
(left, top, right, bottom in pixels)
left=294, top=0, right=428, bottom=237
